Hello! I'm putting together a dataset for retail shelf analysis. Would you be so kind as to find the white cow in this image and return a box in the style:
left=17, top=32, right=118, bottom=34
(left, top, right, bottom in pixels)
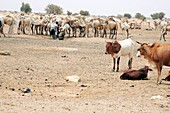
left=105, top=38, right=135, bottom=72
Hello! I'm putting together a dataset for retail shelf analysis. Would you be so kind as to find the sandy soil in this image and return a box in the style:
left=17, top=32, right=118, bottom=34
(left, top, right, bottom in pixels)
left=0, top=26, right=170, bottom=113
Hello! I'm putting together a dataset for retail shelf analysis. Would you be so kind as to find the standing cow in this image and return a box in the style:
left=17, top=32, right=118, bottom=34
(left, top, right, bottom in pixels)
left=136, top=42, right=170, bottom=84
left=105, top=38, right=135, bottom=72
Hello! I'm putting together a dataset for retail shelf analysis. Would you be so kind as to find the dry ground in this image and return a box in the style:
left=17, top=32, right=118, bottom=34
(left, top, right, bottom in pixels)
left=0, top=26, right=170, bottom=113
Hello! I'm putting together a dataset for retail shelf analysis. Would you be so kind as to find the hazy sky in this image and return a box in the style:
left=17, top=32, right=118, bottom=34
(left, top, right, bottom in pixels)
left=1, top=0, right=170, bottom=17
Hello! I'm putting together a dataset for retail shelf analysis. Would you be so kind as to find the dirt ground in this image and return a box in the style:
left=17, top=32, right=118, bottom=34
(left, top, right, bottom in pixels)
left=0, top=26, right=170, bottom=113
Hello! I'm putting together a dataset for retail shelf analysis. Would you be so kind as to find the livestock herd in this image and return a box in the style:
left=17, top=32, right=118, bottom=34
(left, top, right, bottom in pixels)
left=0, top=11, right=170, bottom=84
left=0, top=11, right=170, bottom=40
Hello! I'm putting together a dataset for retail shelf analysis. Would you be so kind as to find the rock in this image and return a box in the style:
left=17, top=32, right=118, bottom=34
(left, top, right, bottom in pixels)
left=0, top=51, right=10, bottom=56
left=9, top=88, right=15, bottom=91
left=167, top=94, right=170, bottom=97
left=65, top=75, right=81, bottom=82
left=150, top=95, right=164, bottom=100
left=80, top=84, right=88, bottom=87
left=23, top=87, right=31, bottom=93
left=130, top=85, right=135, bottom=87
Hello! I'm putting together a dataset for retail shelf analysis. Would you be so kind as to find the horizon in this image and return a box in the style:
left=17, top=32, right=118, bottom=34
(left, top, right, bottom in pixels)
left=0, top=0, right=170, bottom=18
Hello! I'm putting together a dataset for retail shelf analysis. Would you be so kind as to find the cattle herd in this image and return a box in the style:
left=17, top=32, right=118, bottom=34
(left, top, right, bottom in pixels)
left=0, top=11, right=170, bottom=39
left=0, top=11, right=170, bottom=84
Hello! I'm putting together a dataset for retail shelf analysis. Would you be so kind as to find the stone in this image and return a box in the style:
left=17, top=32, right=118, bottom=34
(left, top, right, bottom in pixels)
left=65, top=75, right=81, bottom=82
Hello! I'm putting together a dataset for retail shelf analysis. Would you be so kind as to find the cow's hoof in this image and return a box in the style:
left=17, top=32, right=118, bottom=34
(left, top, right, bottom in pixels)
left=157, top=81, right=162, bottom=85
left=112, top=69, right=115, bottom=72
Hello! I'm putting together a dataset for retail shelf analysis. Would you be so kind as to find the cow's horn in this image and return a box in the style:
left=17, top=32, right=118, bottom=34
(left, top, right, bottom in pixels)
left=136, top=41, right=142, bottom=45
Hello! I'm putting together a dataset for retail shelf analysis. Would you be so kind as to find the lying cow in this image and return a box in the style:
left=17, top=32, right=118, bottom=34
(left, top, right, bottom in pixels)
left=120, top=66, right=152, bottom=80
left=162, top=71, right=170, bottom=81
left=136, top=42, right=170, bottom=84
left=105, top=38, right=135, bottom=72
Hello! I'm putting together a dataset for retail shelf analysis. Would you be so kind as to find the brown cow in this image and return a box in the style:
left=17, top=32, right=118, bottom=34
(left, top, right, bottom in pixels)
left=120, top=66, right=152, bottom=80
left=136, top=42, right=170, bottom=84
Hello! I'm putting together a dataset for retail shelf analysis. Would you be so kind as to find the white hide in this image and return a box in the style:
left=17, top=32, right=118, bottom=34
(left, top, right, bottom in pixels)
left=136, top=51, right=141, bottom=57
left=112, top=38, right=135, bottom=59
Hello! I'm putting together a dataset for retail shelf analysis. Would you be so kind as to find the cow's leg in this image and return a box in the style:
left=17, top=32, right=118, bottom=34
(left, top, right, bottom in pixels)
left=23, top=26, right=26, bottom=34
left=112, top=29, right=115, bottom=39
left=112, top=58, right=116, bottom=72
left=67, top=28, right=70, bottom=37
left=102, top=28, right=106, bottom=38
left=126, top=29, right=129, bottom=38
left=156, top=64, right=162, bottom=84
left=109, top=29, right=113, bottom=39
left=163, top=32, right=167, bottom=41
left=116, top=57, right=120, bottom=72
left=9, top=25, right=12, bottom=34
left=31, top=24, right=34, bottom=34
left=114, top=29, right=117, bottom=40
left=128, top=58, right=133, bottom=69
left=0, top=27, right=5, bottom=37
left=160, top=34, right=162, bottom=40
left=96, top=28, right=99, bottom=37
left=94, top=28, right=96, bottom=37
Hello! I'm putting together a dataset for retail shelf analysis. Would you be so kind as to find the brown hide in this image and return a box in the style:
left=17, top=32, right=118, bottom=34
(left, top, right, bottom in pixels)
left=137, top=42, right=170, bottom=83
left=150, top=43, right=160, bottom=62
left=112, top=41, right=121, bottom=53
left=120, top=66, right=152, bottom=80
left=105, top=42, right=114, bottom=54
left=138, top=42, right=170, bottom=64
left=155, top=44, right=170, bottom=66
left=105, top=41, right=121, bottom=54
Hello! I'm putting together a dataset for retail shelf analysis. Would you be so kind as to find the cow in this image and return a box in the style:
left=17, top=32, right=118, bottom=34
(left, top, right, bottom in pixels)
left=105, top=38, right=135, bottom=72
left=136, top=41, right=170, bottom=84
left=160, top=25, right=170, bottom=41
left=162, top=71, right=170, bottom=81
left=120, top=66, right=152, bottom=80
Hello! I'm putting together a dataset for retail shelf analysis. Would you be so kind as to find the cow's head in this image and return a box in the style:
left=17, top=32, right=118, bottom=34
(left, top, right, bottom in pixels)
left=105, top=41, right=113, bottom=54
left=136, top=41, right=160, bottom=58
left=136, top=41, right=149, bottom=57
left=144, top=66, right=153, bottom=71
left=105, top=40, right=121, bottom=55
left=112, top=41, right=121, bottom=53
